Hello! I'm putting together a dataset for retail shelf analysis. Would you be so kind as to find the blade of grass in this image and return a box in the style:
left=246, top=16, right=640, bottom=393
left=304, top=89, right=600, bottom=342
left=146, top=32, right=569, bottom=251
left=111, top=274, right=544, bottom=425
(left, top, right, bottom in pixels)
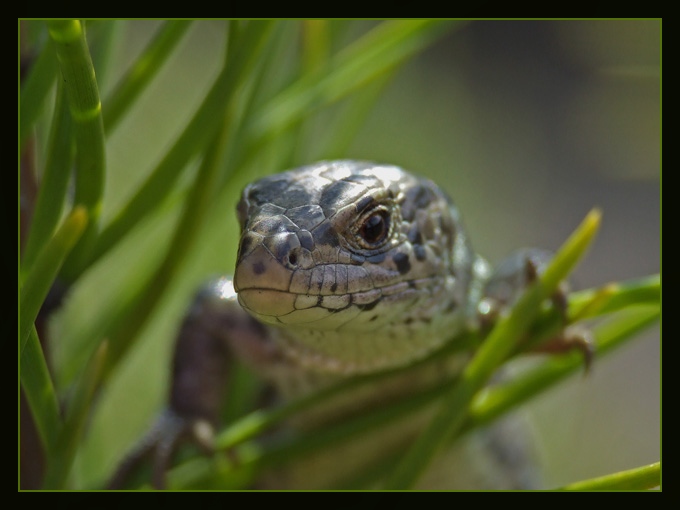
left=466, top=305, right=660, bottom=432
left=248, top=20, right=456, bottom=140
left=216, top=22, right=300, bottom=187
left=47, top=20, right=106, bottom=279
left=315, top=69, right=397, bottom=160
left=20, top=326, right=62, bottom=453
left=232, top=21, right=460, bottom=175
left=20, top=207, right=88, bottom=349
left=97, top=24, right=275, bottom=378
left=22, top=79, right=74, bottom=273
left=88, top=21, right=275, bottom=271
left=86, top=20, right=120, bottom=92
left=569, top=274, right=661, bottom=320
left=56, top=22, right=276, bottom=382
left=43, top=341, right=108, bottom=489
left=558, top=461, right=660, bottom=491
left=384, top=209, right=602, bottom=489
left=103, top=21, right=193, bottom=133
left=20, top=35, right=58, bottom=148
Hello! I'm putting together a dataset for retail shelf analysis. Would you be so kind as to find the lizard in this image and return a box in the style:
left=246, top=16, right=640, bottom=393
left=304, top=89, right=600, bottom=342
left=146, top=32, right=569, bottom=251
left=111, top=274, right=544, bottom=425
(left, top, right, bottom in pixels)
left=109, top=160, right=586, bottom=490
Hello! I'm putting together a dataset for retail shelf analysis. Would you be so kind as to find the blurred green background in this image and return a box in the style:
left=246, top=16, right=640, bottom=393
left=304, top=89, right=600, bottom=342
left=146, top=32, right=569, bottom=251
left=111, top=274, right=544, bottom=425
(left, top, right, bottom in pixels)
left=49, top=20, right=659, bottom=488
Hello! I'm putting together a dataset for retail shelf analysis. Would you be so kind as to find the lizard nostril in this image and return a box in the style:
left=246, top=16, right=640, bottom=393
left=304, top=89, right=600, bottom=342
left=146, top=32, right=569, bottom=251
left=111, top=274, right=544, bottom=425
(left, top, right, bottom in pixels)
left=281, top=245, right=313, bottom=270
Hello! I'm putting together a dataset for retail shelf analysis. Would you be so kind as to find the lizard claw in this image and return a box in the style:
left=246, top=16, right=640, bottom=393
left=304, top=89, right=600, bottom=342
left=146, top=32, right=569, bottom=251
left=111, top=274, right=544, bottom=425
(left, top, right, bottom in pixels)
left=107, top=410, right=215, bottom=490
left=478, top=248, right=595, bottom=371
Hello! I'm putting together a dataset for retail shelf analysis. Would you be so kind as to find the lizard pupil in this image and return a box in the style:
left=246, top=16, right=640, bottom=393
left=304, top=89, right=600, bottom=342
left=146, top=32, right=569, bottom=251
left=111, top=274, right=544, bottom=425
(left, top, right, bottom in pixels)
left=359, top=211, right=389, bottom=245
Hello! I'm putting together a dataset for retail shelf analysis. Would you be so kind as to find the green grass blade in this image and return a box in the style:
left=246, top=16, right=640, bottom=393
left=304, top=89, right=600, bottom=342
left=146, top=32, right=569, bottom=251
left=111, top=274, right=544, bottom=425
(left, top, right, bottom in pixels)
left=22, top=79, right=74, bottom=273
left=569, top=274, right=661, bottom=320
left=233, top=20, right=458, bottom=172
left=467, top=305, right=660, bottom=432
left=20, top=207, right=88, bottom=350
left=20, top=326, right=62, bottom=453
left=248, top=21, right=456, bottom=140
left=47, top=20, right=106, bottom=279
left=89, top=21, right=275, bottom=270
left=315, top=69, right=396, bottom=160
left=86, top=20, right=120, bottom=91
left=558, top=461, right=660, bottom=491
left=103, top=21, right=193, bottom=133
left=20, top=35, right=58, bottom=148
left=43, top=341, right=107, bottom=489
left=384, top=209, right=602, bottom=489
left=105, top=118, right=230, bottom=372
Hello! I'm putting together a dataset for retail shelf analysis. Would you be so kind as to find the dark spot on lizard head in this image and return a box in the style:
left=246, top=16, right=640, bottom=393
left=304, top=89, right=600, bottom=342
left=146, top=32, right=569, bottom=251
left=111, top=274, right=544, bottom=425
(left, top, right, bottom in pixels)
left=393, top=252, right=411, bottom=275
left=281, top=187, right=316, bottom=209
left=312, top=221, right=339, bottom=248
left=252, top=261, right=266, bottom=275
left=321, top=180, right=365, bottom=216
left=330, top=282, right=338, bottom=292
left=407, top=224, right=423, bottom=245
left=414, top=244, right=427, bottom=261
left=401, top=184, right=436, bottom=222
left=357, top=301, right=378, bottom=312
left=246, top=176, right=291, bottom=206
left=355, top=194, right=376, bottom=212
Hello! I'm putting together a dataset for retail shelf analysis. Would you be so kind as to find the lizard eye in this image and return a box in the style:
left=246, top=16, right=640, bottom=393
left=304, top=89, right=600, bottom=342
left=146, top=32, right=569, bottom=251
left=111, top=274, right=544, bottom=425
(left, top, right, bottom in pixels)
left=355, top=207, right=391, bottom=249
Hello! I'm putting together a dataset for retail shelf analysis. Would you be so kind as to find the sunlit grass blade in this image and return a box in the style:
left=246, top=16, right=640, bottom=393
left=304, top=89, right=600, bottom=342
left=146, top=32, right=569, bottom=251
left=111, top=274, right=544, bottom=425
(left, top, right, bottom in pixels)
left=103, top=21, right=193, bottom=133
left=20, top=326, right=61, bottom=454
left=19, top=35, right=58, bottom=148
left=568, top=274, right=661, bottom=320
left=89, top=21, right=275, bottom=271
left=43, top=341, right=107, bottom=489
left=22, top=80, right=74, bottom=273
left=20, top=207, right=88, bottom=350
left=384, top=209, right=602, bottom=489
left=558, top=461, right=660, bottom=491
left=47, top=20, right=106, bottom=279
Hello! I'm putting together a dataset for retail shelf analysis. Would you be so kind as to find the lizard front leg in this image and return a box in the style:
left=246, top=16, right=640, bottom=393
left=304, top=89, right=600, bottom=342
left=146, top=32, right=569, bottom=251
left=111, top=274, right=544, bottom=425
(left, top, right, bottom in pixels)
left=108, top=277, right=280, bottom=489
left=478, top=248, right=593, bottom=366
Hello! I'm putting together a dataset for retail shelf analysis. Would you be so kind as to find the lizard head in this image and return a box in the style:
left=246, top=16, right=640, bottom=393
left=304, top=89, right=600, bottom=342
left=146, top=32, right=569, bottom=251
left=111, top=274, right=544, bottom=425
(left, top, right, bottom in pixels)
left=233, top=160, right=479, bottom=373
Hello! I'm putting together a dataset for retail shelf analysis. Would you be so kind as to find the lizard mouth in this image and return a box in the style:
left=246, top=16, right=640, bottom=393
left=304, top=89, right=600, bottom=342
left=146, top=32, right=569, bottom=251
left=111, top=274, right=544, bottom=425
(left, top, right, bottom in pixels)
left=234, top=240, right=441, bottom=331
left=237, top=279, right=423, bottom=328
